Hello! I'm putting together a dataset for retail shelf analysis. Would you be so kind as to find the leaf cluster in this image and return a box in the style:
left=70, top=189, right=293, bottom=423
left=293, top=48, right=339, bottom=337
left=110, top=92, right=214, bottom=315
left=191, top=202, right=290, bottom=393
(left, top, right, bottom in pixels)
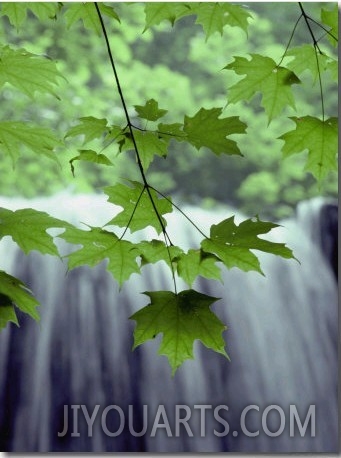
left=0, top=2, right=337, bottom=373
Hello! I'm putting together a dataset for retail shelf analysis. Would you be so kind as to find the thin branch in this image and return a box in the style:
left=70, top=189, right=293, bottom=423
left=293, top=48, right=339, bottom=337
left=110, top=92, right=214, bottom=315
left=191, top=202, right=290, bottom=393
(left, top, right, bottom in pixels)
left=313, top=47, right=325, bottom=121
left=298, top=3, right=323, bottom=53
left=149, top=185, right=209, bottom=241
left=277, top=13, right=302, bottom=67
left=304, top=15, right=338, bottom=44
left=94, top=3, right=177, bottom=292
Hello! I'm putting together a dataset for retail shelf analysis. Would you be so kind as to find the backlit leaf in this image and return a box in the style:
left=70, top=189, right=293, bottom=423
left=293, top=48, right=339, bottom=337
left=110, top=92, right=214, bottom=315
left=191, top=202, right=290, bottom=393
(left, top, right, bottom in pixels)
left=143, top=3, right=190, bottom=30
left=201, top=216, right=294, bottom=274
left=65, top=117, right=110, bottom=144
left=105, top=181, right=173, bottom=234
left=0, top=3, right=28, bottom=29
left=285, top=45, right=330, bottom=81
left=64, top=3, right=98, bottom=32
left=63, top=3, right=119, bottom=35
left=0, top=3, right=59, bottom=29
left=61, top=226, right=140, bottom=286
left=188, top=3, right=251, bottom=40
left=225, top=54, right=301, bottom=122
left=279, top=116, right=338, bottom=182
left=0, top=271, right=40, bottom=326
left=176, top=249, right=221, bottom=287
left=0, top=121, right=61, bottom=165
left=138, top=240, right=183, bottom=270
left=183, top=107, right=246, bottom=156
left=157, top=123, right=187, bottom=142
left=69, top=149, right=113, bottom=176
left=0, top=45, right=63, bottom=98
left=134, top=99, right=168, bottom=122
left=125, top=130, right=168, bottom=170
left=131, top=289, right=228, bottom=375
left=0, top=208, right=69, bottom=255
left=321, top=5, right=338, bottom=47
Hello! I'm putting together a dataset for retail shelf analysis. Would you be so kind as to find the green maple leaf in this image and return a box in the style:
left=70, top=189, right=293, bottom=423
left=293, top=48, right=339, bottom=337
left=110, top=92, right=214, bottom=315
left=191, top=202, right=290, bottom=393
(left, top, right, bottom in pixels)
left=138, top=240, right=183, bottom=270
left=176, top=249, right=221, bottom=287
left=222, top=3, right=251, bottom=35
left=105, top=181, right=173, bottom=234
left=0, top=271, right=40, bottom=328
left=25, top=2, right=59, bottom=21
left=183, top=107, right=246, bottom=156
left=321, top=5, right=338, bottom=47
left=0, top=208, right=69, bottom=255
left=131, top=130, right=168, bottom=170
left=279, top=116, right=338, bottom=182
left=134, top=99, right=168, bottom=122
left=65, top=117, right=110, bottom=144
left=201, top=216, right=294, bottom=274
left=0, top=3, right=28, bottom=29
left=117, top=128, right=169, bottom=170
left=285, top=45, right=330, bottom=81
left=63, top=3, right=119, bottom=35
left=326, top=59, right=337, bottom=81
left=0, top=3, right=59, bottom=29
left=188, top=3, right=251, bottom=40
left=0, top=121, right=61, bottom=165
left=157, top=122, right=187, bottom=142
left=143, top=3, right=190, bottom=30
left=0, top=45, right=63, bottom=98
left=60, top=226, right=140, bottom=286
left=130, top=289, right=228, bottom=375
left=69, top=149, right=113, bottom=176
left=225, top=54, right=301, bottom=122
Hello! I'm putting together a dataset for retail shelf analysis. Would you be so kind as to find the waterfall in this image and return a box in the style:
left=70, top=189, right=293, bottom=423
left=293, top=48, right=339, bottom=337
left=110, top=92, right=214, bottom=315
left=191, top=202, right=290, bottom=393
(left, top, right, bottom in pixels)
left=0, top=194, right=338, bottom=452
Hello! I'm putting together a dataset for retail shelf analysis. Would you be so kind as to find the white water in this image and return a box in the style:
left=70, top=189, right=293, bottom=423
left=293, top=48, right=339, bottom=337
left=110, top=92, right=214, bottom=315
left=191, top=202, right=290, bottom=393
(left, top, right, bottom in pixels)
left=0, top=194, right=338, bottom=452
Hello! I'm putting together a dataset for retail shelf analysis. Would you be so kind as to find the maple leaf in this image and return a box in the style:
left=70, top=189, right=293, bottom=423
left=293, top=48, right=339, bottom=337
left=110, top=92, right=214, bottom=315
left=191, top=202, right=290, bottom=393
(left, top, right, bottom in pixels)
left=63, top=3, right=119, bottom=35
left=105, top=181, right=173, bottom=234
left=0, top=45, right=63, bottom=98
left=157, top=122, right=187, bottom=142
left=127, top=130, right=168, bottom=170
left=134, top=99, right=168, bottom=122
left=279, top=116, right=338, bottom=182
left=0, top=3, right=28, bottom=29
left=0, top=208, right=69, bottom=256
left=201, top=216, right=294, bottom=274
left=138, top=240, right=183, bottom=270
left=0, top=3, right=59, bottom=29
left=0, top=271, right=40, bottom=327
left=176, top=249, right=221, bottom=287
left=321, top=5, right=338, bottom=47
left=188, top=3, right=251, bottom=40
left=69, top=149, right=113, bottom=176
left=225, top=54, right=300, bottom=122
left=65, top=117, right=110, bottom=144
left=60, top=226, right=140, bottom=286
left=130, top=289, right=228, bottom=375
left=25, top=3, right=59, bottom=21
left=143, top=3, right=190, bottom=30
left=285, top=45, right=330, bottom=82
left=183, top=107, right=246, bottom=156
left=0, top=121, right=61, bottom=165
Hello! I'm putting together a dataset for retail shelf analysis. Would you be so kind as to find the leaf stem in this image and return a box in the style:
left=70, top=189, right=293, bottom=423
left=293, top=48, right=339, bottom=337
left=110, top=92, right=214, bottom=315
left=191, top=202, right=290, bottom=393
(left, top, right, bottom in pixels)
left=298, top=3, right=323, bottom=53
left=149, top=185, right=209, bottom=240
left=276, top=13, right=302, bottom=67
left=298, top=3, right=325, bottom=120
left=94, top=2, right=177, bottom=292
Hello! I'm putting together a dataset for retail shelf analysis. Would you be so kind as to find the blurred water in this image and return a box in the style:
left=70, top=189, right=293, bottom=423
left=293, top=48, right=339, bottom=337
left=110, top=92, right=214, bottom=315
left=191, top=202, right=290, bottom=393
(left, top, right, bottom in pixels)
left=0, top=194, right=338, bottom=452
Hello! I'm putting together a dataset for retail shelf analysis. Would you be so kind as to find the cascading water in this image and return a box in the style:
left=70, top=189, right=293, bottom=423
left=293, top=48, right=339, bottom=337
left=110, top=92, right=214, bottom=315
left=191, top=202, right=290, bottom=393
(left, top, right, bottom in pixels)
left=0, top=194, right=338, bottom=452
